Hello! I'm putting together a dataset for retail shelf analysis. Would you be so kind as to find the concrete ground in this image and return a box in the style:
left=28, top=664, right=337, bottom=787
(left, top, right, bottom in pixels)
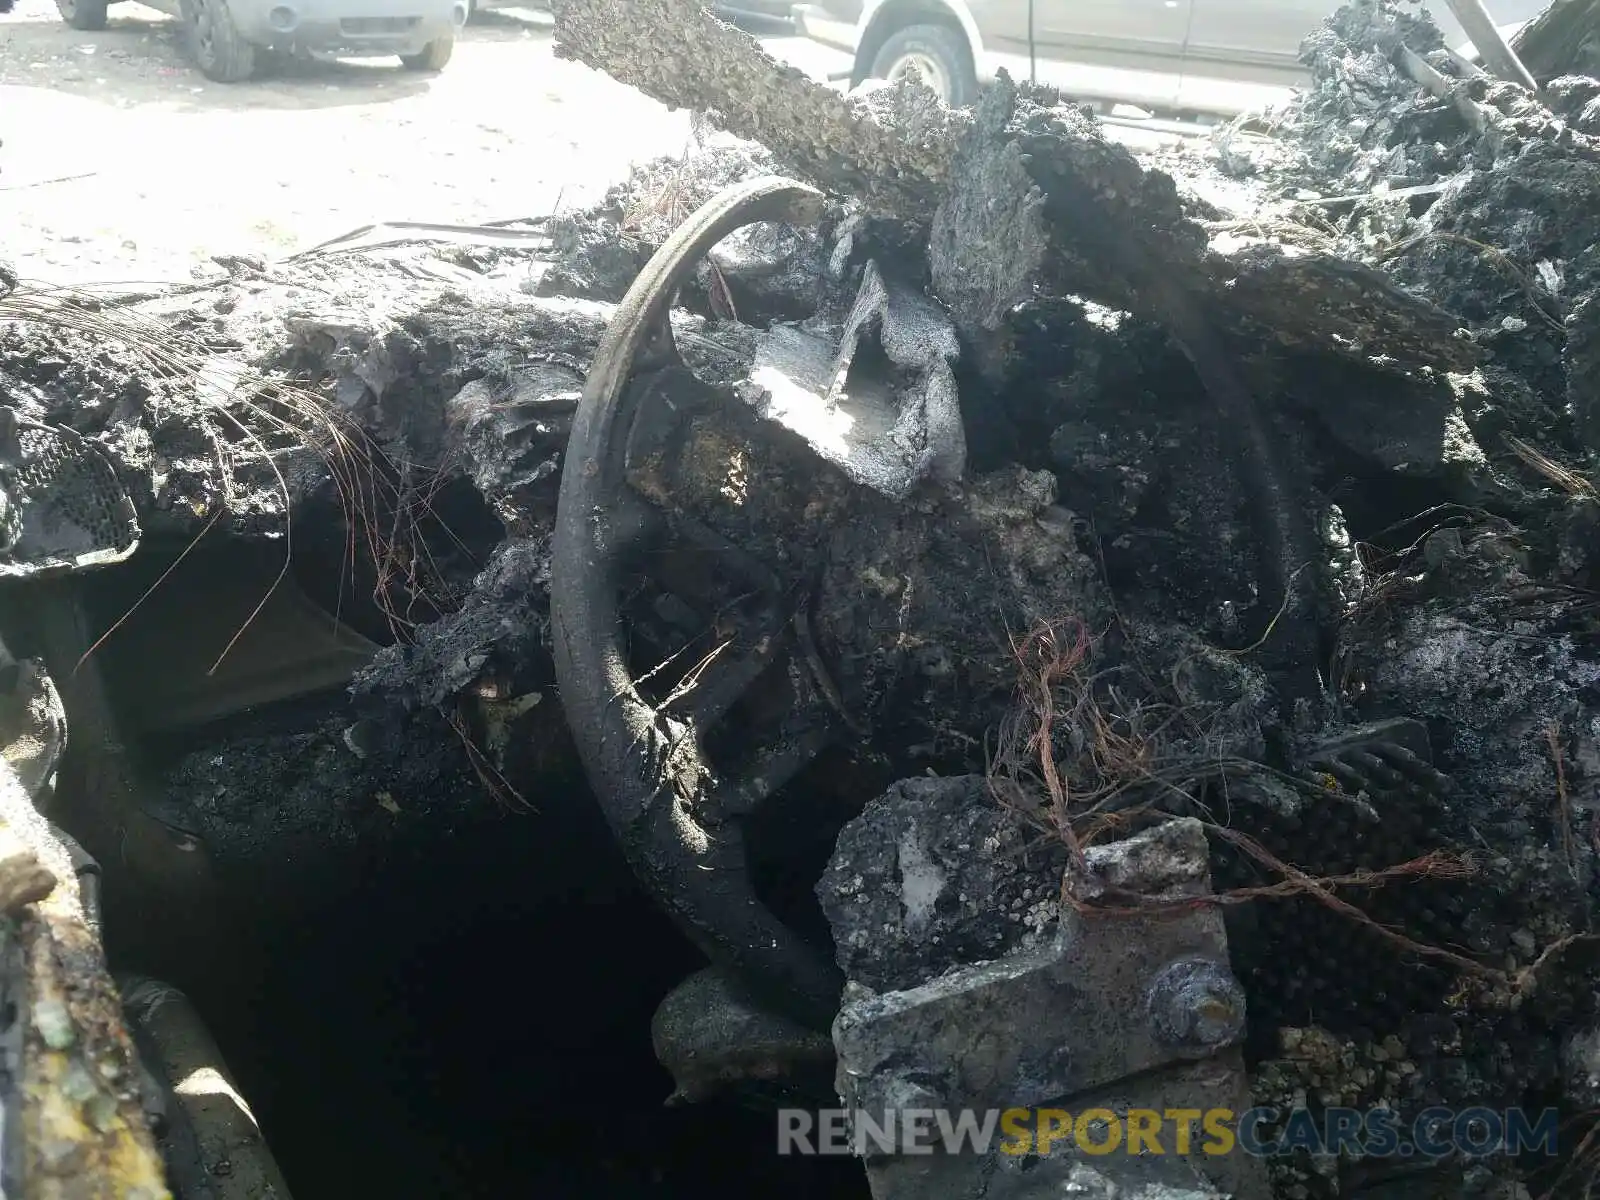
left=0, top=0, right=1200, bottom=289
left=0, top=0, right=855, bottom=284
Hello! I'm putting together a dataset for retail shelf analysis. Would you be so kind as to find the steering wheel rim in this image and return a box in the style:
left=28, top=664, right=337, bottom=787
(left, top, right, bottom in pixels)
left=551, top=177, right=846, bottom=1031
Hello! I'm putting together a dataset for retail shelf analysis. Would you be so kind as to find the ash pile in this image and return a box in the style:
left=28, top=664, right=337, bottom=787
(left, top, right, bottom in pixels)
left=5, top=0, right=1600, bottom=1196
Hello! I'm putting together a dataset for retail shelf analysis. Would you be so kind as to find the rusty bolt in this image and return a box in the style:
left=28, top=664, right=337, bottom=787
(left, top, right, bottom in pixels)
left=1145, top=956, right=1246, bottom=1050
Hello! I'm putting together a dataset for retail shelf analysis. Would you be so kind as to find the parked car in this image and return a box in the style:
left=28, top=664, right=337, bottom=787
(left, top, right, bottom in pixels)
left=469, top=0, right=792, bottom=24
left=792, top=0, right=1547, bottom=117
left=54, top=0, right=466, bottom=82
left=712, top=0, right=798, bottom=19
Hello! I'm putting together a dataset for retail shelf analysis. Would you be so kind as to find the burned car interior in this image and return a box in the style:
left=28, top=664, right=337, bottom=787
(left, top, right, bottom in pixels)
left=4, top=0, right=1600, bottom=1196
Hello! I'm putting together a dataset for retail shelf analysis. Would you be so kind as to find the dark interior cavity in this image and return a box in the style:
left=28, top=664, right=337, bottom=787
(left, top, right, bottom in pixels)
left=57, top=543, right=872, bottom=1200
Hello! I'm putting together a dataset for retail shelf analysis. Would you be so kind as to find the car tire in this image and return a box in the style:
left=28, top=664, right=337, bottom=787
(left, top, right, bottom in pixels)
left=399, top=35, right=453, bottom=71
left=55, top=0, right=109, bottom=31
left=181, top=0, right=256, bottom=83
left=867, top=23, right=977, bottom=108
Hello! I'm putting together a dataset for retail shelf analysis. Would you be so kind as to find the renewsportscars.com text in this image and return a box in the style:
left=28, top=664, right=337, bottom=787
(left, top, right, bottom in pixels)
left=777, top=1106, right=1561, bottom=1159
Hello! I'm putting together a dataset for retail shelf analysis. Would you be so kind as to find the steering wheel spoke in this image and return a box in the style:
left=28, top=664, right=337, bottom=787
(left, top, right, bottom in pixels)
left=661, top=617, right=785, bottom=727
left=711, top=721, right=839, bottom=822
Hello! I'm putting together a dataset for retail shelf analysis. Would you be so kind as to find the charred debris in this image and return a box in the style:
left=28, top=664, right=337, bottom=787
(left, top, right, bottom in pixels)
left=4, top=0, right=1600, bottom=1196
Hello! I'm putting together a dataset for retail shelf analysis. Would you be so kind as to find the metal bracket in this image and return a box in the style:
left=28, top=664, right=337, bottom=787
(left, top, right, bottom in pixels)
left=831, top=817, right=1272, bottom=1200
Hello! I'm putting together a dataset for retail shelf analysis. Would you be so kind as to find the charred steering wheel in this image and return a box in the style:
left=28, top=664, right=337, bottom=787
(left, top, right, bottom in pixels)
left=551, top=177, right=847, bottom=1032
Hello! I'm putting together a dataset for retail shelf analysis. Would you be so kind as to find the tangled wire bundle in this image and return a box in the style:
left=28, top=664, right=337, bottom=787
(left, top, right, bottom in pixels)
left=986, top=617, right=1550, bottom=978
